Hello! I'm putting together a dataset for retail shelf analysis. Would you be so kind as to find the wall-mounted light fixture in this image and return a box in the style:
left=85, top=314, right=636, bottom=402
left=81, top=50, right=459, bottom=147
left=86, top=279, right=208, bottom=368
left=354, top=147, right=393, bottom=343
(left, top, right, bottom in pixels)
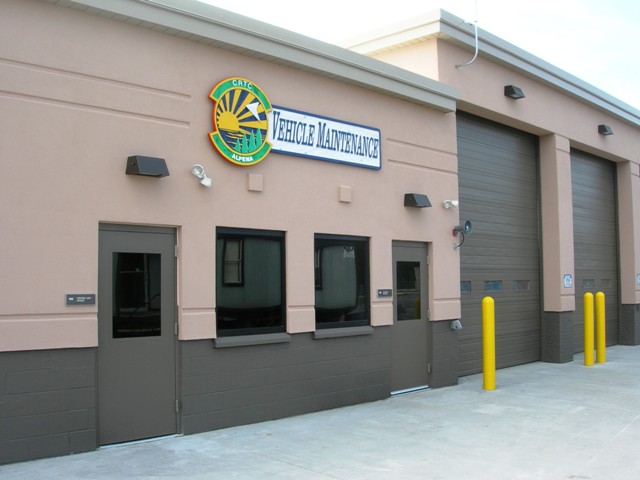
left=504, top=85, right=525, bottom=100
left=191, top=164, right=212, bottom=187
left=404, top=193, right=431, bottom=208
left=443, top=200, right=459, bottom=209
left=125, top=155, right=169, bottom=177
left=453, top=220, right=473, bottom=249
left=598, top=124, right=614, bottom=136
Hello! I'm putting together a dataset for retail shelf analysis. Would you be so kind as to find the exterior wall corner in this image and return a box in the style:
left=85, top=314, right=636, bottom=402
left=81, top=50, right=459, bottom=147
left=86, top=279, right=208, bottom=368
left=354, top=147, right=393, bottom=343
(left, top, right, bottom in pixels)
left=617, top=161, right=640, bottom=305
left=540, top=134, right=575, bottom=313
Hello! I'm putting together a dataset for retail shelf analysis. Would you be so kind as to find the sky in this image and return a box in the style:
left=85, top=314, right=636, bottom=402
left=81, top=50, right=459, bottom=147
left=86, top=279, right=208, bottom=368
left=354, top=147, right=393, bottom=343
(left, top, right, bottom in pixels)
left=198, top=0, right=640, bottom=111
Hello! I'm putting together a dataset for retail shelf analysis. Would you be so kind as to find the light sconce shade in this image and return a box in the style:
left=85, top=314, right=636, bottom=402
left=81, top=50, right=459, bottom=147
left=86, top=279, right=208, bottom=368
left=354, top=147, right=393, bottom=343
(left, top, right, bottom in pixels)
left=452, top=220, right=473, bottom=249
left=404, top=193, right=432, bottom=208
left=126, top=155, right=169, bottom=177
left=598, top=124, right=614, bottom=136
left=191, top=164, right=212, bottom=187
left=504, top=85, right=525, bottom=100
left=443, top=200, right=459, bottom=209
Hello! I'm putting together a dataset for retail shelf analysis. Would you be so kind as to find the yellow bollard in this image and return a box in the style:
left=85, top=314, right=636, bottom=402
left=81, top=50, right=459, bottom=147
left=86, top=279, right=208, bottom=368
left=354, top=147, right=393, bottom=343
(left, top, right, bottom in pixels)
left=482, top=296, right=496, bottom=390
left=595, top=292, right=606, bottom=364
left=584, top=293, right=594, bottom=366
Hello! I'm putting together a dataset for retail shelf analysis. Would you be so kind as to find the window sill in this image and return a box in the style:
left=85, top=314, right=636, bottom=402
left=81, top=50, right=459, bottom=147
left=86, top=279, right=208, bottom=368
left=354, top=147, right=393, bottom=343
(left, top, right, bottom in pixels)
left=214, top=332, right=291, bottom=348
left=313, top=325, right=374, bottom=340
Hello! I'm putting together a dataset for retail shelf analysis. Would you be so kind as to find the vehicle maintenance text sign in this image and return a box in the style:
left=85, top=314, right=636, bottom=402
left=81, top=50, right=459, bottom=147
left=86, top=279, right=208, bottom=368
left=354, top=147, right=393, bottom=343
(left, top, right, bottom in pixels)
left=268, top=106, right=381, bottom=169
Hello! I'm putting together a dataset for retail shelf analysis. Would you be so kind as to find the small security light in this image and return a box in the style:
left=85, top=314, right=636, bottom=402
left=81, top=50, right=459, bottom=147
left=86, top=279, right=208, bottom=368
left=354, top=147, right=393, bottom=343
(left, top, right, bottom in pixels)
left=504, top=85, right=525, bottom=100
left=453, top=220, right=473, bottom=249
left=453, top=220, right=473, bottom=236
left=126, top=155, right=169, bottom=177
left=404, top=193, right=431, bottom=208
left=443, top=200, right=459, bottom=209
left=191, top=164, right=212, bottom=187
left=598, top=124, right=614, bottom=136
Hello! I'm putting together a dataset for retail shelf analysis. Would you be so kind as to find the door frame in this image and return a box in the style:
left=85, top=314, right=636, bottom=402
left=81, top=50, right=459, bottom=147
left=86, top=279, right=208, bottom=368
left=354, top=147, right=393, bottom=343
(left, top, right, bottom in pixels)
left=97, top=223, right=180, bottom=445
left=390, top=240, right=431, bottom=393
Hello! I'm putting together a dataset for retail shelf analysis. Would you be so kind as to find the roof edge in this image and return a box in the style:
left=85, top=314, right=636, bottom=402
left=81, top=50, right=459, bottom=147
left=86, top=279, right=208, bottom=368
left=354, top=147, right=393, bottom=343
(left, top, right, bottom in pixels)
left=41, top=0, right=458, bottom=112
left=344, top=9, right=640, bottom=127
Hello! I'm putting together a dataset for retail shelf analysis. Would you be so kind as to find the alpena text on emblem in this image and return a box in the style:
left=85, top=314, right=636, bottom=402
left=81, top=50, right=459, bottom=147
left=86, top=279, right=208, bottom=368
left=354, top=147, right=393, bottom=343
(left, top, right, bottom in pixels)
left=208, top=78, right=272, bottom=166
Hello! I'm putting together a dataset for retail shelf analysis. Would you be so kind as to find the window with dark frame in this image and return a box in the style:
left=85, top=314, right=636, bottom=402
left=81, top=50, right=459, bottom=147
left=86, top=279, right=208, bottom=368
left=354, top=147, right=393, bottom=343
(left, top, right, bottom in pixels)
left=395, top=261, right=421, bottom=321
left=222, top=238, right=243, bottom=285
left=216, top=228, right=285, bottom=336
left=112, top=252, right=161, bottom=338
left=314, top=234, right=370, bottom=329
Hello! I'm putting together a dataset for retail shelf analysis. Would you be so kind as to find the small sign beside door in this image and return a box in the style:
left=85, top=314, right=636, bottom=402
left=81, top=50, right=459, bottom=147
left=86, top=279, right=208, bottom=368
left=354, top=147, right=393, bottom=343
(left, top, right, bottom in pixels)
left=66, top=294, right=96, bottom=306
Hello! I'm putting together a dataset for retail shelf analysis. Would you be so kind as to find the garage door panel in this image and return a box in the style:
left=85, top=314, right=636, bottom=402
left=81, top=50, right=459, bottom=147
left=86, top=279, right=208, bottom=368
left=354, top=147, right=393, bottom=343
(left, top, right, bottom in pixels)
left=571, top=149, right=619, bottom=352
left=468, top=233, right=539, bottom=246
left=459, top=168, right=536, bottom=188
left=469, top=211, right=539, bottom=227
left=574, top=211, right=618, bottom=224
left=458, top=160, right=536, bottom=183
left=458, top=128, right=537, bottom=157
left=497, top=338, right=540, bottom=362
left=457, top=112, right=540, bottom=376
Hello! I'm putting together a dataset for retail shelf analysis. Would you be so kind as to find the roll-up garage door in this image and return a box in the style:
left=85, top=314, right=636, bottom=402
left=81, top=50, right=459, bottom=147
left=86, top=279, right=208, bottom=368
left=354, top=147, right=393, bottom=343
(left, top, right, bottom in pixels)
left=571, top=150, right=618, bottom=351
left=457, top=113, right=540, bottom=376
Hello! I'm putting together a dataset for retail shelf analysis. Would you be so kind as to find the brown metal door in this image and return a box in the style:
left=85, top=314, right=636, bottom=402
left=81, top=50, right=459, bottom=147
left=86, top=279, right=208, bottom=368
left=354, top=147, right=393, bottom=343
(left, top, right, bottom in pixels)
left=391, top=241, right=430, bottom=393
left=98, top=224, right=177, bottom=445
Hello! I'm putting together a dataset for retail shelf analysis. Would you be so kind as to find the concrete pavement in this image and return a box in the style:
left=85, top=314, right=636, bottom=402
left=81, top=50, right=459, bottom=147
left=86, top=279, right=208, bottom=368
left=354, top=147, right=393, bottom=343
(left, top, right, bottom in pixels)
left=2, top=345, right=639, bottom=479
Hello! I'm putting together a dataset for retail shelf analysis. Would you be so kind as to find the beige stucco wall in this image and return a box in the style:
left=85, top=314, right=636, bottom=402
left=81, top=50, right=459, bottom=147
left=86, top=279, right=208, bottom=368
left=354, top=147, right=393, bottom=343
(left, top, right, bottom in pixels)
left=0, top=0, right=460, bottom=351
left=370, top=37, right=640, bottom=312
left=617, top=161, right=640, bottom=305
left=539, top=134, right=575, bottom=311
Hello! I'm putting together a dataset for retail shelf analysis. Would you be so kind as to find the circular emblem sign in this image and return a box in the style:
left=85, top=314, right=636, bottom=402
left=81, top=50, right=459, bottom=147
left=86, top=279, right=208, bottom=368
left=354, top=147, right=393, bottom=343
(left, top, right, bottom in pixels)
left=208, top=78, right=272, bottom=166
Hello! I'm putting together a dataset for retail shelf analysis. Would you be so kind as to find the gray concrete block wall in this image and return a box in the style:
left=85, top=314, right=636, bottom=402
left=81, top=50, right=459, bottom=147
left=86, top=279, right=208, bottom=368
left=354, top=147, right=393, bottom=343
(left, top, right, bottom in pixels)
left=0, top=349, right=97, bottom=465
left=541, top=312, right=574, bottom=363
left=181, top=329, right=391, bottom=435
left=619, top=304, right=640, bottom=345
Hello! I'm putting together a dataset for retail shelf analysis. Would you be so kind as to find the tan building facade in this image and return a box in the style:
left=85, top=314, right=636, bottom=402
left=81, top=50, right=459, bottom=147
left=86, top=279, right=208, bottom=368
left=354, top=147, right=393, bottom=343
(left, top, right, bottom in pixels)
left=1, top=0, right=639, bottom=464
left=345, top=10, right=640, bottom=367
